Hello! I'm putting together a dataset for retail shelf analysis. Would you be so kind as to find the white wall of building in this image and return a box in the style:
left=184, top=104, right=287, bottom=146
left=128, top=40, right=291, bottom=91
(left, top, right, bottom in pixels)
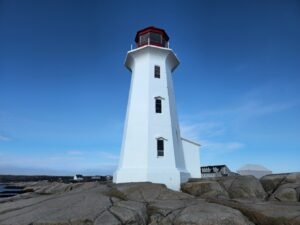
left=182, top=138, right=201, bottom=178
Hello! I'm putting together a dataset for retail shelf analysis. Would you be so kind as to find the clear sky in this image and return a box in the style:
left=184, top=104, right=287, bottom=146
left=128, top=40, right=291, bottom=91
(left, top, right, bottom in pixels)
left=0, top=0, right=299, bottom=175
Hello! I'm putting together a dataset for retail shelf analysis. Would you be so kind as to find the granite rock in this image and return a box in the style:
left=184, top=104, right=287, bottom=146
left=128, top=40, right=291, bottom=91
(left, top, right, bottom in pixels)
left=260, top=173, right=289, bottom=194
left=0, top=176, right=300, bottom=225
left=209, top=198, right=300, bottom=225
left=261, top=173, right=300, bottom=202
left=181, top=180, right=229, bottom=199
left=216, top=175, right=267, bottom=199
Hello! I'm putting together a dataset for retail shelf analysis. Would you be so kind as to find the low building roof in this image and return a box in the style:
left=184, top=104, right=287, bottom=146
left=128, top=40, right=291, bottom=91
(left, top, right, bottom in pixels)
left=201, top=165, right=227, bottom=168
left=237, top=164, right=272, bottom=172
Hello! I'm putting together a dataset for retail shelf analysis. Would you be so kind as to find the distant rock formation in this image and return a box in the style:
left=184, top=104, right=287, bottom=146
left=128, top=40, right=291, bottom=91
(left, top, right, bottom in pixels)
left=0, top=173, right=299, bottom=225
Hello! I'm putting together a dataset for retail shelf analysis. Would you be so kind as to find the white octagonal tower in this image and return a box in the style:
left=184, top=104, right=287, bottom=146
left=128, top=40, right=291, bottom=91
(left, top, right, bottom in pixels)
left=114, top=27, right=200, bottom=190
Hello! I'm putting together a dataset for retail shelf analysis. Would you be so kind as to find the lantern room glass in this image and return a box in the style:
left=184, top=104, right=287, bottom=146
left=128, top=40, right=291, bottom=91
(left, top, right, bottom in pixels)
left=139, top=32, right=167, bottom=47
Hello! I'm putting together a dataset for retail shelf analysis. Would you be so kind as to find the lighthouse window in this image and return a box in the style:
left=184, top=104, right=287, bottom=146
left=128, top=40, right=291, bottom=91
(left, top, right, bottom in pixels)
left=150, top=32, right=162, bottom=44
left=154, top=66, right=160, bottom=78
left=140, top=33, right=150, bottom=45
left=157, top=139, right=164, bottom=156
left=155, top=99, right=162, bottom=113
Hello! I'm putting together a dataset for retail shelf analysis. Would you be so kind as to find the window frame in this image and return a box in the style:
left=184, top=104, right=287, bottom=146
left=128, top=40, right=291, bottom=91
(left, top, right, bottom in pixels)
left=154, top=65, right=160, bottom=78
left=139, top=33, right=149, bottom=46
left=157, top=139, right=164, bottom=157
left=155, top=98, right=162, bottom=113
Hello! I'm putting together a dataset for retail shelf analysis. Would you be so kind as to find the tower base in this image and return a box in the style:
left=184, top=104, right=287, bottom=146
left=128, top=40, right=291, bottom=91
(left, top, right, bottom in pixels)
left=113, top=168, right=190, bottom=191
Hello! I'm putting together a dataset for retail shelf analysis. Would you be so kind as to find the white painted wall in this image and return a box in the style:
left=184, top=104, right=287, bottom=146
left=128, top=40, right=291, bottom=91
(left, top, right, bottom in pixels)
left=114, top=45, right=200, bottom=190
left=182, top=138, right=201, bottom=178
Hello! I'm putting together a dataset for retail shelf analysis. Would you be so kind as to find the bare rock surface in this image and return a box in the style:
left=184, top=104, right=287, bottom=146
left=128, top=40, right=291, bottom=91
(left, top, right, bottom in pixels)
left=270, top=184, right=299, bottom=202
left=0, top=183, right=112, bottom=225
left=260, top=173, right=290, bottom=194
left=0, top=181, right=255, bottom=225
left=286, top=173, right=300, bottom=183
left=216, top=175, right=267, bottom=199
left=209, top=198, right=300, bottom=225
left=108, top=182, right=192, bottom=202
left=147, top=198, right=254, bottom=225
left=0, top=175, right=300, bottom=225
left=94, top=210, right=121, bottom=225
left=173, top=201, right=255, bottom=225
left=261, top=173, right=300, bottom=201
left=181, top=180, right=229, bottom=199
left=187, top=175, right=267, bottom=199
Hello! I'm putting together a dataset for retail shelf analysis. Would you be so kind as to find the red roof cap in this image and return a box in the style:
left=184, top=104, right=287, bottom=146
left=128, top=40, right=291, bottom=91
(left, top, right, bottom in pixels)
left=135, top=26, right=169, bottom=43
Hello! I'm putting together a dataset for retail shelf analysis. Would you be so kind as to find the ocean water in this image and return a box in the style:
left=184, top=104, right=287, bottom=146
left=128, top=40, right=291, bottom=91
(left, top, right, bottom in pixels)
left=0, top=184, right=5, bottom=192
left=0, top=184, right=25, bottom=198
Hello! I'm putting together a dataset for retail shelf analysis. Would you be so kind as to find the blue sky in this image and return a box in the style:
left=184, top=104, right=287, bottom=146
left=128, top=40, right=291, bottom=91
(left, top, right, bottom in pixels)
left=0, top=0, right=299, bottom=175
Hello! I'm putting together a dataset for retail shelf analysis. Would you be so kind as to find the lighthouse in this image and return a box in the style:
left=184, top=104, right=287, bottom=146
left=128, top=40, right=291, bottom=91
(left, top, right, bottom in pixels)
left=114, top=27, right=200, bottom=190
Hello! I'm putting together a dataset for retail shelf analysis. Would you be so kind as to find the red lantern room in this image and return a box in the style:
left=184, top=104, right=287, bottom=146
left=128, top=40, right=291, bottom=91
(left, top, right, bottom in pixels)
left=135, top=26, right=169, bottom=48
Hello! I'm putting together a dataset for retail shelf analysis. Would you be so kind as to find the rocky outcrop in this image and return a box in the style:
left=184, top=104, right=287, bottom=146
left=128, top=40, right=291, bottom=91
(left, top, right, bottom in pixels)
left=0, top=181, right=255, bottom=225
left=167, top=201, right=254, bottom=225
left=270, top=183, right=299, bottom=202
left=181, top=180, right=229, bottom=199
left=183, top=173, right=300, bottom=225
left=0, top=173, right=299, bottom=225
left=260, top=173, right=300, bottom=202
left=208, top=198, right=300, bottom=225
left=22, top=180, right=88, bottom=194
left=260, top=173, right=290, bottom=195
left=186, top=175, right=267, bottom=200
left=107, top=182, right=192, bottom=202
left=216, top=175, right=267, bottom=199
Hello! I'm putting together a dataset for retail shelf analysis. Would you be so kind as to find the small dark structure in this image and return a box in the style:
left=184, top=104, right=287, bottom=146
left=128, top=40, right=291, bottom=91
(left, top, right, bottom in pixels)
left=201, top=165, right=235, bottom=178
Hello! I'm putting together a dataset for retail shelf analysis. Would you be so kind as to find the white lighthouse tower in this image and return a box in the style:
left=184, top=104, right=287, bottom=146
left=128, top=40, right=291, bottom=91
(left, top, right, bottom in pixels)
left=114, top=27, right=200, bottom=190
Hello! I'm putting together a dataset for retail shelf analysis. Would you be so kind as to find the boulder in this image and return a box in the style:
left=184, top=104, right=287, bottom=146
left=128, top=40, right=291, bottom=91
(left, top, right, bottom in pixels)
left=286, top=172, right=300, bottom=183
left=216, top=175, right=267, bottom=199
left=269, top=183, right=300, bottom=202
left=148, top=199, right=188, bottom=217
left=148, top=198, right=254, bottom=225
left=181, top=180, right=229, bottom=199
left=1, top=180, right=300, bottom=225
left=110, top=200, right=147, bottom=224
left=108, top=182, right=192, bottom=202
left=209, top=198, right=300, bottom=225
left=173, top=200, right=255, bottom=225
left=260, top=173, right=289, bottom=194
left=94, top=211, right=121, bottom=225
left=260, top=173, right=300, bottom=201
left=272, top=187, right=298, bottom=202
left=109, top=205, right=144, bottom=225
